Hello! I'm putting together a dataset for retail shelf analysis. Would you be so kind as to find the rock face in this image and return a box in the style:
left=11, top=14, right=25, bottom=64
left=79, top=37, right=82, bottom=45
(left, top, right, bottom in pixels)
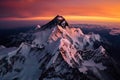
left=0, top=15, right=120, bottom=80
left=41, top=15, right=69, bottom=30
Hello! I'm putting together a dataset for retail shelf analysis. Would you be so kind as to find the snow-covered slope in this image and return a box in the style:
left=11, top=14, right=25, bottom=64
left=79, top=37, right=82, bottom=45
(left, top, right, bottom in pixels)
left=0, top=15, right=120, bottom=80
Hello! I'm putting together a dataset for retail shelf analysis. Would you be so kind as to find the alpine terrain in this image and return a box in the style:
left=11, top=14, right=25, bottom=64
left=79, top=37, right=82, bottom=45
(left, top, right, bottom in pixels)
left=0, top=15, right=120, bottom=80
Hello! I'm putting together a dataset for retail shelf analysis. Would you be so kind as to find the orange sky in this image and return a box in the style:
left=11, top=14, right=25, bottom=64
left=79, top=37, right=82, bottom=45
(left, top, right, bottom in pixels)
left=0, top=0, right=120, bottom=23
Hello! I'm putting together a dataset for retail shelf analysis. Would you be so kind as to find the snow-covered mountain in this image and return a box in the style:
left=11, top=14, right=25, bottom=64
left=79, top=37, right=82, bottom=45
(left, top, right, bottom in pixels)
left=0, top=15, right=120, bottom=80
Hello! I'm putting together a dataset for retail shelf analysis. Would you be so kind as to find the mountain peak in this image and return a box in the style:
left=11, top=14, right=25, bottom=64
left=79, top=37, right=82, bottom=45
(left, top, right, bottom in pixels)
left=0, top=15, right=120, bottom=80
left=41, top=15, right=69, bottom=30
left=54, top=15, right=64, bottom=20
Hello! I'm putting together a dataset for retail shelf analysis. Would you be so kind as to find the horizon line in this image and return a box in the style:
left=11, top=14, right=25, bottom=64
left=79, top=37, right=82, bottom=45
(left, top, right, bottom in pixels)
left=0, top=16, right=120, bottom=23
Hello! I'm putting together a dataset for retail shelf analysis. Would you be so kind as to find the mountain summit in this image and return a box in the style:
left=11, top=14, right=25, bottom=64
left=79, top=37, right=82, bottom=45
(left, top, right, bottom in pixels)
left=41, top=15, right=69, bottom=30
left=0, top=16, right=120, bottom=80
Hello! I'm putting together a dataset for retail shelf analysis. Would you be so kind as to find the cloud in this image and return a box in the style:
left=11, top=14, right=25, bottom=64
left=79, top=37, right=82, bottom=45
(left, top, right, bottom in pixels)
left=109, top=28, right=120, bottom=35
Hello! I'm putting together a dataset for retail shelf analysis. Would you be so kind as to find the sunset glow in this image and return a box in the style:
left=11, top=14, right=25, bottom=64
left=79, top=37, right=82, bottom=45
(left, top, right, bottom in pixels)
left=1, top=16, right=120, bottom=23
left=0, top=0, right=120, bottom=23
